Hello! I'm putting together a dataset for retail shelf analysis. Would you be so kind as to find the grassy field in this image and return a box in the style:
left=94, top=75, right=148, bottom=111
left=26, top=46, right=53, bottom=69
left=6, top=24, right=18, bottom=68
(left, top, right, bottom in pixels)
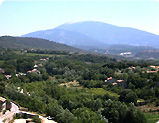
left=0, top=60, right=4, bottom=63
left=59, top=80, right=80, bottom=88
left=14, top=51, right=66, bottom=57
left=89, top=88, right=119, bottom=97
left=144, top=112, right=159, bottom=123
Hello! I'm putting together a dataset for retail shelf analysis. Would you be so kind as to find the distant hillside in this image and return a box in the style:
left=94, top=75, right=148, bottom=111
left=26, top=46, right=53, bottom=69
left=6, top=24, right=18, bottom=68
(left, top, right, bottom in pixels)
left=86, top=44, right=156, bottom=55
left=22, top=29, right=106, bottom=48
left=0, top=36, right=85, bottom=52
left=135, top=50, right=159, bottom=59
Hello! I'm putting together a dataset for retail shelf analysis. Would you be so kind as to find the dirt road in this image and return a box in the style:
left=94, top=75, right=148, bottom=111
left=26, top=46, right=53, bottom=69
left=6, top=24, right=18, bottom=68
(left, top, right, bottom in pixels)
left=0, top=102, right=19, bottom=123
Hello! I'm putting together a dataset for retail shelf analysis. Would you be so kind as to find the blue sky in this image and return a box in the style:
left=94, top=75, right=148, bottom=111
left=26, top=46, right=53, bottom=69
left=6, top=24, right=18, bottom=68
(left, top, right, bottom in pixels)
left=0, top=1, right=159, bottom=36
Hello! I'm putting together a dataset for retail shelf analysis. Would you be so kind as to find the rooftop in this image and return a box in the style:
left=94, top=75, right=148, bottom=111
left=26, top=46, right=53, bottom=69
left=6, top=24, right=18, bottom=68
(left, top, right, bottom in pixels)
left=0, top=97, right=6, bottom=102
left=112, top=82, right=117, bottom=85
left=117, top=80, right=124, bottom=82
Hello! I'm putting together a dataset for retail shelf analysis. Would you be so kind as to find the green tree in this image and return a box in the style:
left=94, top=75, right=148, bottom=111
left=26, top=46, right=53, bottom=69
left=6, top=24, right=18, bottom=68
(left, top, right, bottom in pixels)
left=119, top=89, right=137, bottom=103
left=32, top=116, right=41, bottom=123
left=55, top=109, right=77, bottom=123
left=17, top=57, right=34, bottom=72
left=94, top=98, right=102, bottom=111
left=102, top=99, right=146, bottom=123
left=0, top=81, right=5, bottom=94
left=46, top=100, right=64, bottom=117
left=72, top=107, right=107, bottom=123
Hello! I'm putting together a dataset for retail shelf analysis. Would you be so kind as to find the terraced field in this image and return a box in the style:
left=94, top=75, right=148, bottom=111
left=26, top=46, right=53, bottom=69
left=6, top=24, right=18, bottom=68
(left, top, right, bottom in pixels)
left=89, top=88, right=119, bottom=97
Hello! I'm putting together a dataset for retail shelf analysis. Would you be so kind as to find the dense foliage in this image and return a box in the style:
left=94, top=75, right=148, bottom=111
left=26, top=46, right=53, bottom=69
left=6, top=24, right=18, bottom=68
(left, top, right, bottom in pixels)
left=2, top=48, right=159, bottom=123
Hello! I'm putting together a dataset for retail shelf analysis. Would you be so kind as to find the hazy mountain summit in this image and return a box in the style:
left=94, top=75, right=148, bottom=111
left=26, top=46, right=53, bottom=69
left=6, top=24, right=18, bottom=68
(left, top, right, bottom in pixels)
left=22, top=21, right=159, bottom=48
left=22, top=28, right=104, bottom=47
left=56, top=21, right=159, bottom=46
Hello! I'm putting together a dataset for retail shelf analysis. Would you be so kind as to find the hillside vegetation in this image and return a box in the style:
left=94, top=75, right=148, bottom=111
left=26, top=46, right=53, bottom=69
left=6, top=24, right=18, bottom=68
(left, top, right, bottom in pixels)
left=135, top=50, right=159, bottom=59
left=0, top=36, right=84, bottom=52
left=0, top=48, right=152, bottom=123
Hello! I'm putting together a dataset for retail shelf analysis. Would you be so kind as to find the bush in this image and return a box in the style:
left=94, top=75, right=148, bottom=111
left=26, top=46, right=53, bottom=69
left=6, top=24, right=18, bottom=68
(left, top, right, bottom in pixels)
left=55, top=109, right=77, bottom=123
left=32, top=116, right=41, bottom=123
left=14, top=113, right=21, bottom=119
left=119, top=89, right=137, bottom=103
left=3, top=110, right=6, bottom=114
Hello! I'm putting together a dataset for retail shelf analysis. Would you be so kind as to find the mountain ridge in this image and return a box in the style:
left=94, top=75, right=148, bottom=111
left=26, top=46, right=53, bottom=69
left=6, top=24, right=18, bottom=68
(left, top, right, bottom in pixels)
left=22, top=28, right=106, bottom=48
left=22, top=21, right=159, bottom=48
left=55, top=21, right=159, bottom=46
left=0, top=36, right=85, bottom=52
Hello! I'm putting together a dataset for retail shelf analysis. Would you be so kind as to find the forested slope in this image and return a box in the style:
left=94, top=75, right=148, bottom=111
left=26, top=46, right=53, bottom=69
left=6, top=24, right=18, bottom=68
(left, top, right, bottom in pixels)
left=0, top=36, right=84, bottom=52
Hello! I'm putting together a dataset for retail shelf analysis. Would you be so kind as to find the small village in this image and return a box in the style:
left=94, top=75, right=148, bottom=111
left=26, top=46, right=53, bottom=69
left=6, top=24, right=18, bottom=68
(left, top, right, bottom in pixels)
left=0, top=56, right=49, bottom=80
left=104, top=65, right=159, bottom=88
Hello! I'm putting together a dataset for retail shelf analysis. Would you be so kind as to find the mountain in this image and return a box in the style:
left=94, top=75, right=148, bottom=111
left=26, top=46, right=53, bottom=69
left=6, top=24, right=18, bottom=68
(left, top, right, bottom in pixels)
left=56, top=21, right=159, bottom=47
left=22, top=21, right=159, bottom=48
left=21, top=21, right=159, bottom=54
left=22, top=29, right=106, bottom=48
left=0, top=36, right=85, bottom=52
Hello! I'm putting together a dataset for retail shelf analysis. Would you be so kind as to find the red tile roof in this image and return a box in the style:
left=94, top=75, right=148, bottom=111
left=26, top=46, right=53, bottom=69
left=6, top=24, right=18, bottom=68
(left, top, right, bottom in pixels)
left=0, top=97, right=6, bottom=102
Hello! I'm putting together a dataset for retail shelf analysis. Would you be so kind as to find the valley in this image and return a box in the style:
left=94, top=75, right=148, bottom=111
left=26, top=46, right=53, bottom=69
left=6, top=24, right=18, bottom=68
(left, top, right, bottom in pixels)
left=1, top=1, right=159, bottom=123
left=1, top=47, right=159, bottom=123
